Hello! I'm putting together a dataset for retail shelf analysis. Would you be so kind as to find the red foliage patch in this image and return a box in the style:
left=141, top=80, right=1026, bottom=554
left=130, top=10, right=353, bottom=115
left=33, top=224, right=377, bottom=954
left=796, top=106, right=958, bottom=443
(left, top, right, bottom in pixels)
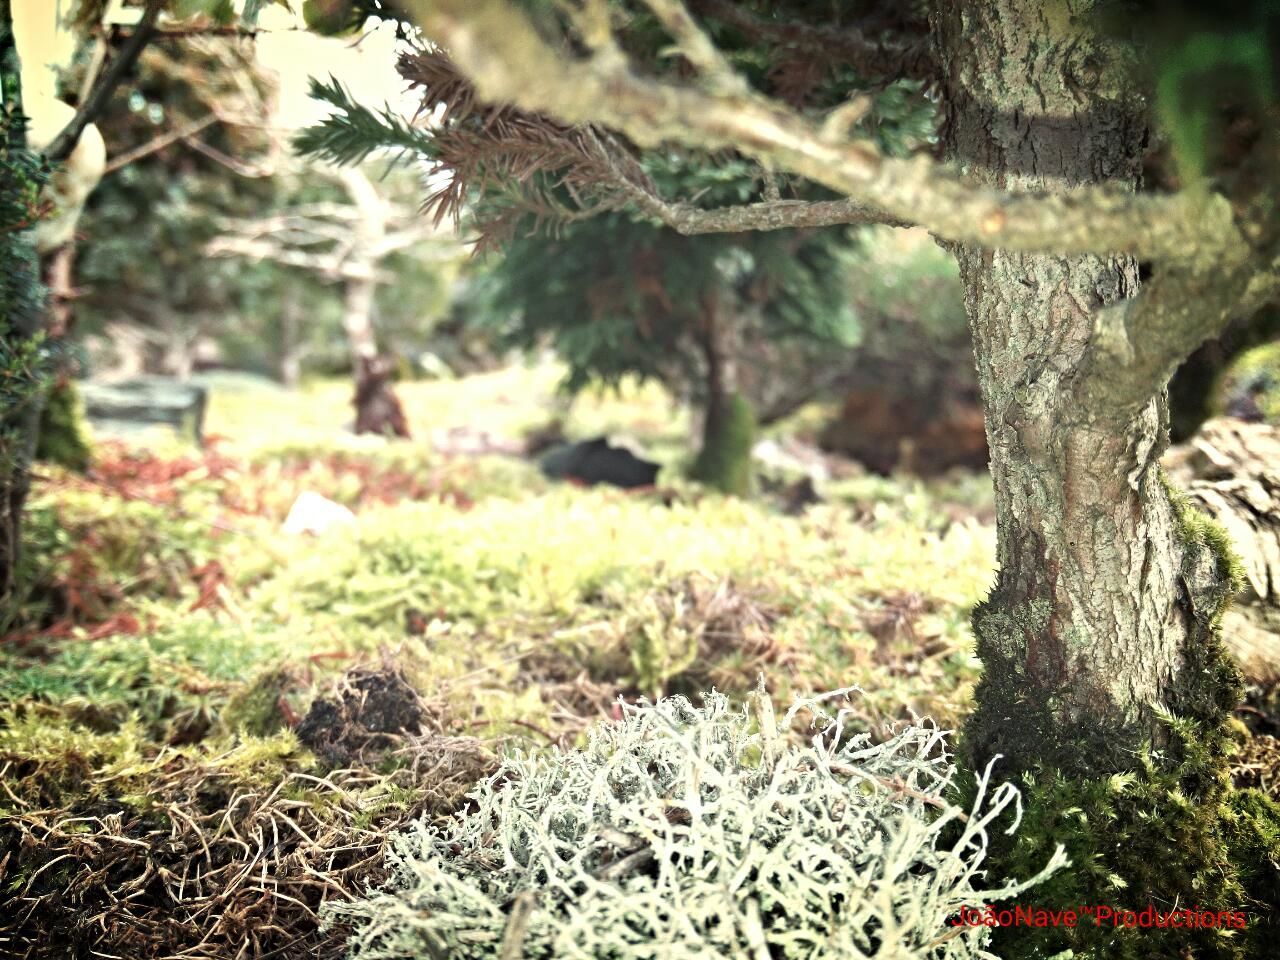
left=189, top=560, right=229, bottom=613
left=264, top=452, right=475, bottom=514
left=85, top=439, right=241, bottom=505
left=11, top=440, right=476, bottom=649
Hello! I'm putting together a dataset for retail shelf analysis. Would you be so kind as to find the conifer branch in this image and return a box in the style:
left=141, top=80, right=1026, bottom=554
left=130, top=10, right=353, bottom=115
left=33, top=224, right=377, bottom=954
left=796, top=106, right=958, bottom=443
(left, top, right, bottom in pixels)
left=401, top=0, right=1251, bottom=266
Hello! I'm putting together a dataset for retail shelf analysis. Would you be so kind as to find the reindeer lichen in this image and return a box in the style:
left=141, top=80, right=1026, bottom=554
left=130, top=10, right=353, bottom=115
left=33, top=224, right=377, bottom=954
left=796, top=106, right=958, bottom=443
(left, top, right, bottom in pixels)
left=327, top=689, right=1064, bottom=959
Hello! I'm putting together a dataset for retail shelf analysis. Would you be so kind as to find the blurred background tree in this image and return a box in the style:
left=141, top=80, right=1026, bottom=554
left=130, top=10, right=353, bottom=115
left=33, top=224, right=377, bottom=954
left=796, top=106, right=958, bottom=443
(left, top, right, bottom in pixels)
left=28, top=1, right=464, bottom=442
left=470, top=199, right=860, bottom=495
left=297, top=0, right=990, bottom=492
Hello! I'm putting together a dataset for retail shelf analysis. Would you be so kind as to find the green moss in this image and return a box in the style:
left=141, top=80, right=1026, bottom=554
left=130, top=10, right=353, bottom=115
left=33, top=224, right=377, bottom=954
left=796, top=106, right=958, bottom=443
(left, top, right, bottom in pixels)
left=957, top=729, right=1278, bottom=960
left=1213, top=339, right=1280, bottom=424
left=220, top=663, right=302, bottom=737
left=955, top=474, right=1263, bottom=959
left=689, top=391, right=757, bottom=497
left=1158, top=468, right=1242, bottom=623
left=35, top=379, right=93, bottom=473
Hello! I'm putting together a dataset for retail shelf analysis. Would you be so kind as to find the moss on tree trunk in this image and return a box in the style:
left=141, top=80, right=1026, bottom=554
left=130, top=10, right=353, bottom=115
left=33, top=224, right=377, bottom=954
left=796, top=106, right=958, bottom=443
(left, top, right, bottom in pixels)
left=935, top=2, right=1276, bottom=956
left=35, top=377, right=91, bottom=472
left=690, top=389, right=756, bottom=497
left=688, top=297, right=755, bottom=496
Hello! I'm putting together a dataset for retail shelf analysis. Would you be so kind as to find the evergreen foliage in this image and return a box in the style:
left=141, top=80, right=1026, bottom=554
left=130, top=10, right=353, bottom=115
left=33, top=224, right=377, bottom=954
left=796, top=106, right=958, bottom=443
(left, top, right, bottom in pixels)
left=0, top=42, right=47, bottom=379
left=293, top=76, right=437, bottom=168
left=470, top=209, right=859, bottom=385
left=1, top=0, right=50, bottom=594
left=468, top=204, right=853, bottom=491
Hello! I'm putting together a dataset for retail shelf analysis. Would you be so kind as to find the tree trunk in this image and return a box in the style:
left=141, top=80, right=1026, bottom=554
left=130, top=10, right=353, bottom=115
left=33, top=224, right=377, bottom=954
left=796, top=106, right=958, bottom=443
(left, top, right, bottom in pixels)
left=278, top=292, right=303, bottom=388
left=34, top=243, right=93, bottom=472
left=0, top=0, right=48, bottom=605
left=689, top=296, right=756, bottom=496
left=933, top=0, right=1239, bottom=778
left=334, top=165, right=410, bottom=437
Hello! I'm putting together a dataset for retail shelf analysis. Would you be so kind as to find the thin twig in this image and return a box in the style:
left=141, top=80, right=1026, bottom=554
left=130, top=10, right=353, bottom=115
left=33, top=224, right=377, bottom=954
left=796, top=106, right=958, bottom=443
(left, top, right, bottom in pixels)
left=104, top=113, right=219, bottom=174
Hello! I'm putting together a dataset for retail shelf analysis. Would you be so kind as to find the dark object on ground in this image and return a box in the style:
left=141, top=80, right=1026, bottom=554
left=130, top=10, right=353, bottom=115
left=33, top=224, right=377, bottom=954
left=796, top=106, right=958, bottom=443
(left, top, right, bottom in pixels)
left=79, top=376, right=208, bottom=446
left=297, top=663, right=427, bottom=766
left=1163, top=417, right=1280, bottom=685
left=539, top=436, right=660, bottom=489
left=781, top=476, right=823, bottom=515
left=353, top=355, right=410, bottom=438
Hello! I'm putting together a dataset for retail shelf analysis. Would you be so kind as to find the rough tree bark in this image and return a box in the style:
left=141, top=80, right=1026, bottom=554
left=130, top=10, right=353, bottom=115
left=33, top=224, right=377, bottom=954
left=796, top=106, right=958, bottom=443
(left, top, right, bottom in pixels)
left=933, top=0, right=1242, bottom=777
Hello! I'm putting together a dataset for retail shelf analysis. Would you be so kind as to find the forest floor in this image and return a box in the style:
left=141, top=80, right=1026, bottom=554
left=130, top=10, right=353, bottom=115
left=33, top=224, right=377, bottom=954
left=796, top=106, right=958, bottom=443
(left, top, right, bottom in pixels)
left=0, top=365, right=1268, bottom=958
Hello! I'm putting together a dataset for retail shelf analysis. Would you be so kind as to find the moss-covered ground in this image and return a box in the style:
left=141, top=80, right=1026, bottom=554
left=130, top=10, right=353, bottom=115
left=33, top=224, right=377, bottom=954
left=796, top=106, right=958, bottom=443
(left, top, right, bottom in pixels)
left=1, top=364, right=1273, bottom=958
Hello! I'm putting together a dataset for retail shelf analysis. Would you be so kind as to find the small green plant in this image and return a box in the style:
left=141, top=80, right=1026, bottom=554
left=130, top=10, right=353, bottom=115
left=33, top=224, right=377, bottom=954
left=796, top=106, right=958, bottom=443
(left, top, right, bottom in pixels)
left=624, top=590, right=699, bottom=699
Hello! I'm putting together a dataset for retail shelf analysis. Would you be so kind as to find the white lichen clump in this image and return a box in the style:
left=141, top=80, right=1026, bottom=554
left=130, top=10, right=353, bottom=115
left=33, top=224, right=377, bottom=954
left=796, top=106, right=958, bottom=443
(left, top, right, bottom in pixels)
left=329, top=689, right=1064, bottom=960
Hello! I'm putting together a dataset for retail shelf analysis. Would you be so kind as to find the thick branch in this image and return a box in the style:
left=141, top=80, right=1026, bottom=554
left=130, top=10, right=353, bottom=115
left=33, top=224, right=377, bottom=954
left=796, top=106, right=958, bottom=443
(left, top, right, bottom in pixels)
left=44, top=0, right=164, bottom=163
left=627, top=190, right=906, bottom=234
left=1083, top=244, right=1280, bottom=416
left=572, top=123, right=903, bottom=233
left=405, top=0, right=1244, bottom=264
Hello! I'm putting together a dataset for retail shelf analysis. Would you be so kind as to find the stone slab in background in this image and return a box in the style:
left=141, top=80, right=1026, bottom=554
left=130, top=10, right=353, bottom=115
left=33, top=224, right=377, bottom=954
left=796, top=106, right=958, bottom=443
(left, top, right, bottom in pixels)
left=79, top=377, right=208, bottom=447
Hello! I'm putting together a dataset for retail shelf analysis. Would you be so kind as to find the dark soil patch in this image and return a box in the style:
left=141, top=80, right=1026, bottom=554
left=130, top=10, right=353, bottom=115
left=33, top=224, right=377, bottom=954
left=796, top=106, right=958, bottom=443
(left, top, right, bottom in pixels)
left=296, top=662, right=430, bottom=767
